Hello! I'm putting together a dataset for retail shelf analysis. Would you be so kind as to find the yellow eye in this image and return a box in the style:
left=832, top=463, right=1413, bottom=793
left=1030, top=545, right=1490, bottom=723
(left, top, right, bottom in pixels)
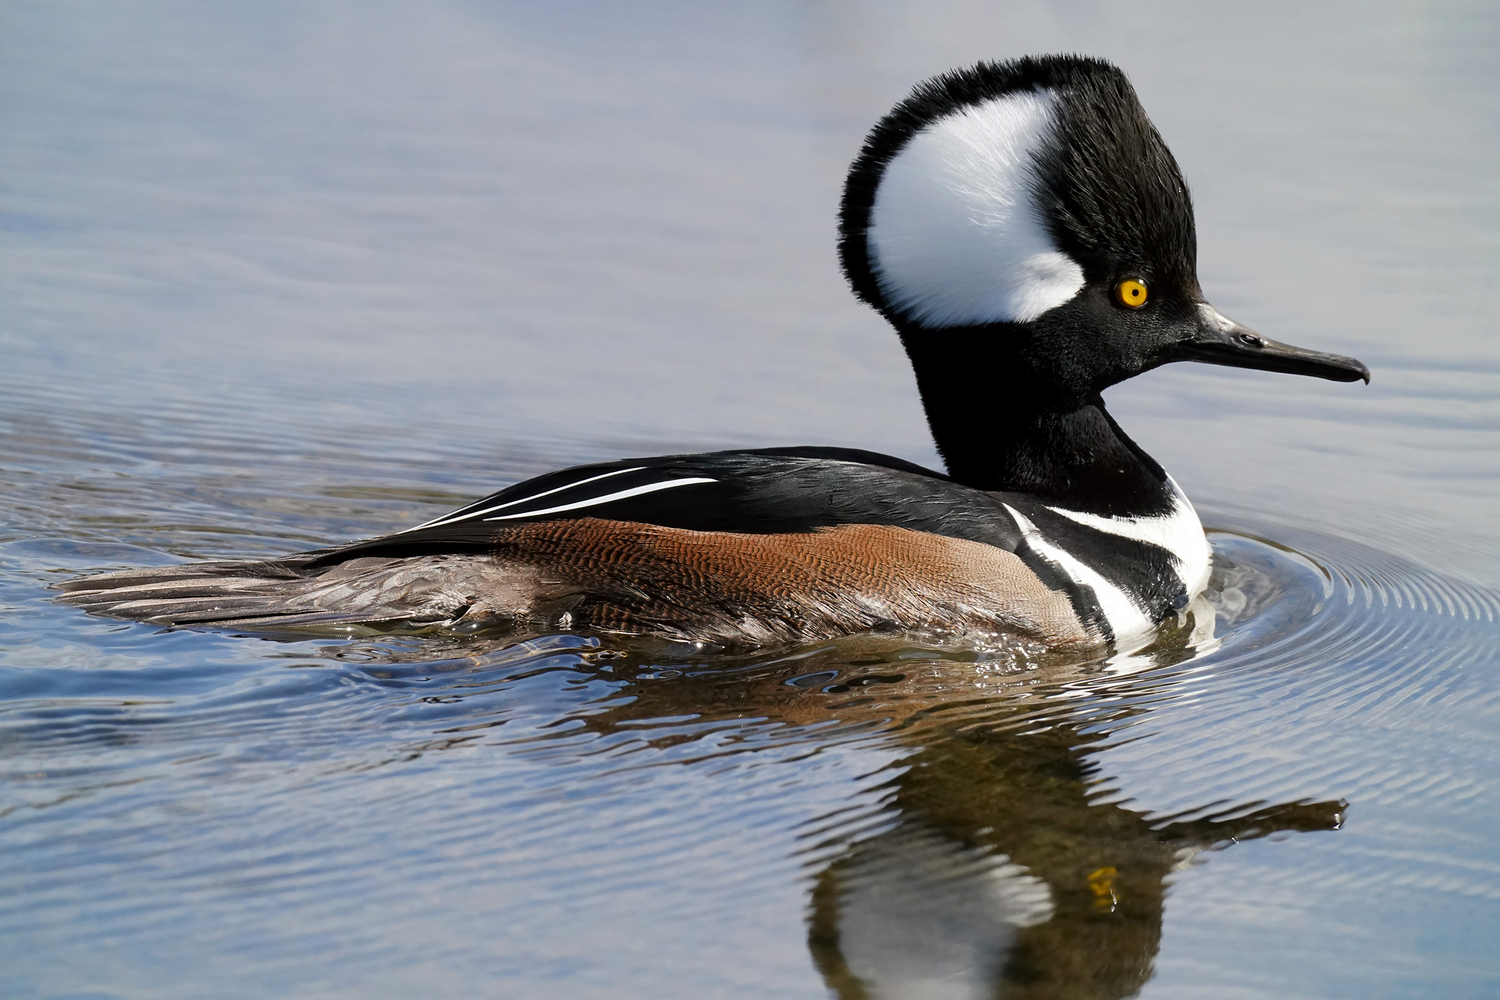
left=1114, top=278, right=1148, bottom=309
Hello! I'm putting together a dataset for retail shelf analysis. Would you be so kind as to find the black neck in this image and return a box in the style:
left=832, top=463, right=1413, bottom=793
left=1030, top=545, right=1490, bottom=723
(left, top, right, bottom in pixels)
left=903, top=344, right=1175, bottom=518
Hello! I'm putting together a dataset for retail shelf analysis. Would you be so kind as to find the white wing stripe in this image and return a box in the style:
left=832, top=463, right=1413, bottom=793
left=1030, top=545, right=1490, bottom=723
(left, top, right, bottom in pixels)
left=402, top=466, right=648, bottom=532
left=483, top=477, right=717, bottom=521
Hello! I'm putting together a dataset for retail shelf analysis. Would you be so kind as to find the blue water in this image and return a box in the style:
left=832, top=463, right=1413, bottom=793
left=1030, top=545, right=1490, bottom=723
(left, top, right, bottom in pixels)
left=2, top=3, right=1498, bottom=998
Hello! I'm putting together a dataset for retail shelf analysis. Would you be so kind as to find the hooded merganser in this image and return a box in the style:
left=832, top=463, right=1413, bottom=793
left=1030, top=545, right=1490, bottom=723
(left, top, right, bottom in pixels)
left=60, top=55, right=1368, bottom=650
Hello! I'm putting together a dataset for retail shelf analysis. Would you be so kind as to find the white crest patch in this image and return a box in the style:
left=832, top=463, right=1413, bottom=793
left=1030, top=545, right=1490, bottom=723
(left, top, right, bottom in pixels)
left=867, top=89, right=1085, bottom=327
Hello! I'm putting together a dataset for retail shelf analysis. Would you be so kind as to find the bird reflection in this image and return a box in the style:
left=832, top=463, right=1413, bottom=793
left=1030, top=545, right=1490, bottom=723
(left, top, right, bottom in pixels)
left=335, top=614, right=1345, bottom=998
left=806, top=728, right=1341, bottom=1000
left=571, top=619, right=1342, bottom=999
left=811, top=823, right=1055, bottom=1000
left=494, top=619, right=1341, bottom=1000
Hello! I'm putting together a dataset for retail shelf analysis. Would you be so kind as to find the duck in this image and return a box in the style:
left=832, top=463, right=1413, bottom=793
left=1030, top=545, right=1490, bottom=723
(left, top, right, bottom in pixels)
left=59, top=55, right=1368, bottom=651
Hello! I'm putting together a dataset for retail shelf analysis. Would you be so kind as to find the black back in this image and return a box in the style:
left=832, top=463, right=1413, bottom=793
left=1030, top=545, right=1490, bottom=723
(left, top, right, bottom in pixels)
left=322, top=448, right=1023, bottom=560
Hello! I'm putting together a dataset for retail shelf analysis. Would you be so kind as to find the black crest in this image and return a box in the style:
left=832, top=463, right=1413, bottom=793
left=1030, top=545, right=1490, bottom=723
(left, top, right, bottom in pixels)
left=838, top=55, right=1199, bottom=317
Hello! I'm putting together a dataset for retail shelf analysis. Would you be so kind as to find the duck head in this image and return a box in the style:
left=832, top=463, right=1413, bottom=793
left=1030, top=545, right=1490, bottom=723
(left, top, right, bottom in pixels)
left=838, top=55, right=1368, bottom=475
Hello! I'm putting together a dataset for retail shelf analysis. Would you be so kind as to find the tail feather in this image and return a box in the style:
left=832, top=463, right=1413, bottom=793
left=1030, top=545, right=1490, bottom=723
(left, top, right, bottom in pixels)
left=55, top=552, right=537, bottom=631
left=59, top=557, right=315, bottom=588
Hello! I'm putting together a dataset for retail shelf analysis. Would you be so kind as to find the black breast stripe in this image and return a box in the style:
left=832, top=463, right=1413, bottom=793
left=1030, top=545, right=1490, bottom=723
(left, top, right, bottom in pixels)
left=1001, top=513, right=1112, bottom=644
left=1017, top=503, right=1185, bottom=623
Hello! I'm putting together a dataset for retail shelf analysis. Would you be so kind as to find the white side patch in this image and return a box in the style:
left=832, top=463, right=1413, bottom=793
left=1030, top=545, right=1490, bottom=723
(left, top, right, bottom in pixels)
left=1045, top=479, right=1212, bottom=595
left=867, top=89, right=1084, bottom=327
left=483, top=477, right=716, bottom=521
left=1003, top=503, right=1154, bottom=642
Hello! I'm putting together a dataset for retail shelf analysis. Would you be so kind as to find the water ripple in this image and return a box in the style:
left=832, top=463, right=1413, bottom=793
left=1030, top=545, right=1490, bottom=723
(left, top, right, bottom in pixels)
left=4, top=393, right=1500, bottom=999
